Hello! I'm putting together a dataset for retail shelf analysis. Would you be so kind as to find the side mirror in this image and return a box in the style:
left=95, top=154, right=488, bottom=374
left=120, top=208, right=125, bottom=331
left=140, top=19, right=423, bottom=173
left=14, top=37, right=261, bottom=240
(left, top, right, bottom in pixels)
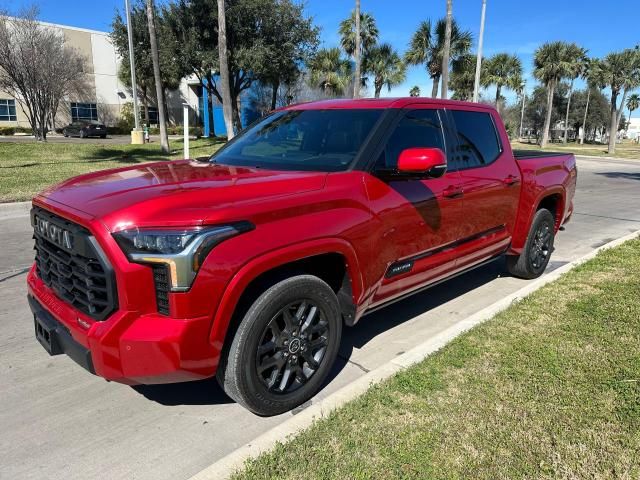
left=397, top=148, right=447, bottom=178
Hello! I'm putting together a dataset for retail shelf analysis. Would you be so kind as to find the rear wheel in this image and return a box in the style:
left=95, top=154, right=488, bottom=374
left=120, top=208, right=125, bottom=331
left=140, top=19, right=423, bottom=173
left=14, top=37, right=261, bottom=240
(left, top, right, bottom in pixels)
left=217, top=275, right=342, bottom=416
left=507, top=208, right=555, bottom=279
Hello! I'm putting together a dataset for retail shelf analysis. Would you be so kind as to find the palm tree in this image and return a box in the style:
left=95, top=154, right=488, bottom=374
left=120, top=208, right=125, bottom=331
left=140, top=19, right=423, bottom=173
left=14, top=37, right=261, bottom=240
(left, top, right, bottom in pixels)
left=627, top=93, right=640, bottom=124
left=409, top=85, right=421, bottom=97
left=580, top=58, right=605, bottom=144
left=616, top=49, right=640, bottom=130
left=217, top=0, right=235, bottom=139
left=339, top=11, right=379, bottom=57
left=481, top=53, right=523, bottom=109
left=562, top=44, right=588, bottom=143
left=339, top=9, right=378, bottom=98
left=308, top=48, right=353, bottom=97
left=364, top=43, right=406, bottom=98
left=440, top=0, right=453, bottom=98
left=533, top=41, right=573, bottom=148
left=145, top=0, right=169, bottom=152
left=450, top=53, right=476, bottom=101
left=598, top=49, right=638, bottom=154
left=405, top=18, right=472, bottom=98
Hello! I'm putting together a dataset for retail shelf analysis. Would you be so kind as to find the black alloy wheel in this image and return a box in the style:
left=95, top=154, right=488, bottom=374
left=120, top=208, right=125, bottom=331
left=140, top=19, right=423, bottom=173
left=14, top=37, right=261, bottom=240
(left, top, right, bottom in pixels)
left=217, top=274, right=342, bottom=416
left=255, top=300, right=329, bottom=394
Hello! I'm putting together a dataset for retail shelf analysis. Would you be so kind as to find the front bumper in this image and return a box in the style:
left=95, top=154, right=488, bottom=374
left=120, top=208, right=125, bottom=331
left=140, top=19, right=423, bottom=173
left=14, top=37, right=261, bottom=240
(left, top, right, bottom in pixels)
left=28, top=267, right=218, bottom=385
left=29, top=295, right=95, bottom=374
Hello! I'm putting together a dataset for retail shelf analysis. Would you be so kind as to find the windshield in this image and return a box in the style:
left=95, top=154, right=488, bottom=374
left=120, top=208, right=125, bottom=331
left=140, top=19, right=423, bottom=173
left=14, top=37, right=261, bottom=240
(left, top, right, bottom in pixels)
left=210, top=109, right=383, bottom=172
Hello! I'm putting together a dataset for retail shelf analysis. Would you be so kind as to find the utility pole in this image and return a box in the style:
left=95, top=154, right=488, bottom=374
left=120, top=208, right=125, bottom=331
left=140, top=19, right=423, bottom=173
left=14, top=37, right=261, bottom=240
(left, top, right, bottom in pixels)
left=472, top=0, right=486, bottom=103
left=353, top=0, right=361, bottom=98
left=217, top=0, right=235, bottom=139
left=124, top=0, right=142, bottom=143
left=519, top=84, right=526, bottom=139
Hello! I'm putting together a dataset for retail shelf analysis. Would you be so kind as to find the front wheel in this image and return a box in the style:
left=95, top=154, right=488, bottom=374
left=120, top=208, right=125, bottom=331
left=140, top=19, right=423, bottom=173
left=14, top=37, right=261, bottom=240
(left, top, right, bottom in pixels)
left=507, top=208, right=555, bottom=279
left=217, top=275, right=342, bottom=416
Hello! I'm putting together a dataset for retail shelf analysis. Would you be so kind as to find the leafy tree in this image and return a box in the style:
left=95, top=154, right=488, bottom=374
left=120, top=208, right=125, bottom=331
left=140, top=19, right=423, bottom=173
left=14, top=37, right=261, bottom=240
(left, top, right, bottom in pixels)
left=363, top=43, right=406, bottom=98
left=308, top=48, right=352, bottom=97
left=0, top=7, right=88, bottom=140
left=561, top=44, right=588, bottom=143
left=255, top=0, right=319, bottom=109
left=481, top=53, right=523, bottom=109
left=627, top=93, right=640, bottom=123
left=449, top=53, right=476, bottom=101
left=569, top=87, right=609, bottom=142
left=409, top=85, right=421, bottom=97
left=405, top=18, right=472, bottom=98
left=112, top=1, right=181, bottom=126
left=162, top=0, right=219, bottom=132
left=524, top=83, right=568, bottom=142
left=533, top=41, right=574, bottom=148
left=597, top=49, right=640, bottom=153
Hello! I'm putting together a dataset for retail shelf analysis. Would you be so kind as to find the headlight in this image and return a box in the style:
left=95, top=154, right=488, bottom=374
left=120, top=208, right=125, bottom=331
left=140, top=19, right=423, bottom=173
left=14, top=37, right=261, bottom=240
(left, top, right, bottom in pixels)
left=113, top=223, right=253, bottom=291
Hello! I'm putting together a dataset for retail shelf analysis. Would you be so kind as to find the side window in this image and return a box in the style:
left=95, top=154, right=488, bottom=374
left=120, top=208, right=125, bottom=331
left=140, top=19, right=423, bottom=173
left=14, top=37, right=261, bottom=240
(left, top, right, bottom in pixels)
left=376, top=109, right=445, bottom=170
left=450, top=110, right=502, bottom=169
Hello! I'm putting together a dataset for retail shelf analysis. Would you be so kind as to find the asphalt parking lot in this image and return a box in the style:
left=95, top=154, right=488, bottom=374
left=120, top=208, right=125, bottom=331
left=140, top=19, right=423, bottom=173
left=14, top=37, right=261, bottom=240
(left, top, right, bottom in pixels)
left=1, top=156, right=640, bottom=480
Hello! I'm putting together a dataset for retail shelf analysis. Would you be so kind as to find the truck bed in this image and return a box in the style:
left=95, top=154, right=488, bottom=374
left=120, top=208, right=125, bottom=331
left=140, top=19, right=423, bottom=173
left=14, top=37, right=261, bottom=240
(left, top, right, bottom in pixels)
left=513, top=149, right=569, bottom=160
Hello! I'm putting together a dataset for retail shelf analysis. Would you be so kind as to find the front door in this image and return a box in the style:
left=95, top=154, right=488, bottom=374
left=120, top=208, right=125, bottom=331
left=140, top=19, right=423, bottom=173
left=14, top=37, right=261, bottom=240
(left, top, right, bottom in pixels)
left=363, top=107, right=464, bottom=306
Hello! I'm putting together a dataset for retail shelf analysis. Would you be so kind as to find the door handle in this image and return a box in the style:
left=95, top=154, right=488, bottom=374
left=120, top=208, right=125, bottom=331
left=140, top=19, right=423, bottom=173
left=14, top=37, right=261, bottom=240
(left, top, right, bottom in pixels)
left=443, top=186, right=464, bottom=199
left=502, top=175, right=520, bottom=186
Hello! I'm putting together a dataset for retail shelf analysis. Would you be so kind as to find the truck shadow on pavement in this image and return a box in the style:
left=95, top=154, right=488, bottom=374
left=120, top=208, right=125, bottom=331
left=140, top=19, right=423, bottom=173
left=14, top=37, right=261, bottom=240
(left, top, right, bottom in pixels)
left=595, top=171, right=640, bottom=181
left=133, top=377, right=234, bottom=406
left=133, top=258, right=506, bottom=408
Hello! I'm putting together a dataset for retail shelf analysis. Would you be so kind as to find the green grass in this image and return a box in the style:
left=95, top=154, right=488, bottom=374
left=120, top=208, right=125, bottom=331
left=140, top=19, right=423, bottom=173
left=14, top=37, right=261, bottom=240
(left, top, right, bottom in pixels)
left=0, top=138, right=225, bottom=202
left=512, top=139, right=640, bottom=160
left=233, top=240, right=640, bottom=480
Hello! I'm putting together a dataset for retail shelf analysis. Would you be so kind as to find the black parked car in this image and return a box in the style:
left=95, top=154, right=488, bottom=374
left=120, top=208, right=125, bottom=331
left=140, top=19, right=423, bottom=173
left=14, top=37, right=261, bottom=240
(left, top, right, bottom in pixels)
left=63, top=121, right=107, bottom=139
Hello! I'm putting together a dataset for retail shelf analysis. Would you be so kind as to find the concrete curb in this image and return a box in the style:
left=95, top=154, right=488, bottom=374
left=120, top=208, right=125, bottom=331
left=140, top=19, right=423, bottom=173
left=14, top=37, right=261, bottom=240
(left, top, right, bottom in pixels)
left=0, top=201, right=31, bottom=220
left=574, top=154, right=639, bottom=162
left=188, top=228, right=640, bottom=480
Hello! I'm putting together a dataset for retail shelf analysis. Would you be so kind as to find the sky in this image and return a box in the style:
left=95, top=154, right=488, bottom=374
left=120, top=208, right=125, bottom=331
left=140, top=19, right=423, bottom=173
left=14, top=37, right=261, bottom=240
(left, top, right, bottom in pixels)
left=6, top=0, right=640, bottom=102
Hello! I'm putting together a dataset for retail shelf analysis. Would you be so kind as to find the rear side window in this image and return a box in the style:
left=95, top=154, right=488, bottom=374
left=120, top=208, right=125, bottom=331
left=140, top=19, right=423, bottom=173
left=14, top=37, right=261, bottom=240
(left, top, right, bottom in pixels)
left=376, top=109, right=445, bottom=169
left=450, top=110, right=502, bottom=169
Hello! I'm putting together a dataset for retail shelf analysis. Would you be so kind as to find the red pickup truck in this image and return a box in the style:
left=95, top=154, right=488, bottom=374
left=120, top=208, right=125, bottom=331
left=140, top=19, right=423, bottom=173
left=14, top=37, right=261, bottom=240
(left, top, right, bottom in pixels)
left=28, top=98, right=576, bottom=415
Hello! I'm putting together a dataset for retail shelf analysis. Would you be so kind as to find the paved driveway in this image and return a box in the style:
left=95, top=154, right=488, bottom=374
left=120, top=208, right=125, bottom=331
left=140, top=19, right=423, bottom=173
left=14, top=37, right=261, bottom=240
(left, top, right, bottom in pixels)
left=1, top=157, right=640, bottom=480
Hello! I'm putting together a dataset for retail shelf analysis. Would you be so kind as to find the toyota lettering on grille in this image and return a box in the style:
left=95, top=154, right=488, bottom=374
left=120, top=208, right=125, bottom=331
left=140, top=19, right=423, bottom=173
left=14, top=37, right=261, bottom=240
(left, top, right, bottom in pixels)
left=35, top=216, right=74, bottom=250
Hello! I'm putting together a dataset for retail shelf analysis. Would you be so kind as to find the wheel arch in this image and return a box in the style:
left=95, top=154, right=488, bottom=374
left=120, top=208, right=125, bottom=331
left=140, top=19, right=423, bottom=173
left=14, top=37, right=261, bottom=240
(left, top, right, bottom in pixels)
left=209, top=238, right=362, bottom=360
left=510, top=185, right=566, bottom=254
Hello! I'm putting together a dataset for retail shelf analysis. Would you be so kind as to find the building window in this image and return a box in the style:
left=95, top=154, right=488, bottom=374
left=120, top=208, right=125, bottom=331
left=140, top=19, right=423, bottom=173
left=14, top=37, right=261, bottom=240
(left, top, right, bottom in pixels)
left=140, top=106, right=159, bottom=125
left=0, top=99, right=17, bottom=121
left=71, top=102, right=98, bottom=122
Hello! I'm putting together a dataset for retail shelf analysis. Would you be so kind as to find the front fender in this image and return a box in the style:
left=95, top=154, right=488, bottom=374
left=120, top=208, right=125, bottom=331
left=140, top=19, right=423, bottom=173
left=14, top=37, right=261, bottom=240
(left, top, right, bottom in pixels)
left=208, top=237, right=363, bottom=353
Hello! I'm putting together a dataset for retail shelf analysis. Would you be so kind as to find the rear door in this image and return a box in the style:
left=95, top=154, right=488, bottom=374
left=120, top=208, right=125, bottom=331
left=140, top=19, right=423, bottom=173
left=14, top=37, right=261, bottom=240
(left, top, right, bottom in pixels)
left=363, top=106, right=464, bottom=305
left=446, top=107, right=521, bottom=269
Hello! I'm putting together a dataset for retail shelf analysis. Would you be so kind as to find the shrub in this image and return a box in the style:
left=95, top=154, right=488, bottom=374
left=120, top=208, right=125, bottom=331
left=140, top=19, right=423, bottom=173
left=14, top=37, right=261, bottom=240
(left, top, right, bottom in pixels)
left=0, top=126, right=16, bottom=136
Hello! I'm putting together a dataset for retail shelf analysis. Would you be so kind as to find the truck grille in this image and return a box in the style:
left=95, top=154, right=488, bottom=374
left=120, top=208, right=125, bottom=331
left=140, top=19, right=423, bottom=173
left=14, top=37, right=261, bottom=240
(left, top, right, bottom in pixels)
left=32, top=207, right=118, bottom=321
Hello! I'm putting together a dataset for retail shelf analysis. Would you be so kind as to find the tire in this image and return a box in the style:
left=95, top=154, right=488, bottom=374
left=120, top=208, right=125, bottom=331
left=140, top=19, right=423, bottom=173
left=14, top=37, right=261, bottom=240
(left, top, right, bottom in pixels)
left=101, top=135, right=107, bottom=139
left=79, top=130, right=86, bottom=139
left=507, top=208, right=555, bottom=279
left=217, top=275, right=342, bottom=416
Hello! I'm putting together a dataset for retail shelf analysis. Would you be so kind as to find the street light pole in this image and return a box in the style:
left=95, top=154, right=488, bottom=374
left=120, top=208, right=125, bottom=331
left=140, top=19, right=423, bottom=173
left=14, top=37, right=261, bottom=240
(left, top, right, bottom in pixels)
left=519, top=85, right=526, bottom=139
left=124, top=0, right=141, bottom=135
left=472, top=0, right=487, bottom=103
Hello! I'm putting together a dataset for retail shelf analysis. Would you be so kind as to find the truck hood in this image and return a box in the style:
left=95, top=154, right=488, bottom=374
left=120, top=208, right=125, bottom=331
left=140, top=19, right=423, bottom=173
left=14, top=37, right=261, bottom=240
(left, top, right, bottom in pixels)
left=37, top=160, right=327, bottom=231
